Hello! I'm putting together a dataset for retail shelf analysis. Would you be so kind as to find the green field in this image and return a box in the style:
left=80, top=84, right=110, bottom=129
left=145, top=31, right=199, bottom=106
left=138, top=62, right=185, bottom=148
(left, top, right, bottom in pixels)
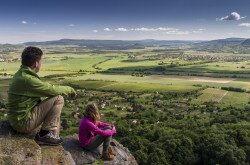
left=1, top=47, right=250, bottom=164
left=191, top=88, right=250, bottom=108
left=220, top=91, right=250, bottom=108
left=191, top=88, right=228, bottom=104
left=67, top=80, right=199, bottom=92
left=1, top=48, right=250, bottom=99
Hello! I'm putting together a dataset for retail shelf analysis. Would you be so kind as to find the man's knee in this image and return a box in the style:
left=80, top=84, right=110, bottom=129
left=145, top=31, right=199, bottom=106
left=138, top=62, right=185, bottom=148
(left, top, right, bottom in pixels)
left=55, top=95, right=64, bottom=105
left=47, top=95, right=64, bottom=114
left=47, top=95, right=64, bottom=105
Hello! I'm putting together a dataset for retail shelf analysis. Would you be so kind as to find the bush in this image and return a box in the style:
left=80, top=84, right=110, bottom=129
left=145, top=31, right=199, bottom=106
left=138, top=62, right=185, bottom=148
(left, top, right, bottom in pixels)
left=221, top=87, right=245, bottom=92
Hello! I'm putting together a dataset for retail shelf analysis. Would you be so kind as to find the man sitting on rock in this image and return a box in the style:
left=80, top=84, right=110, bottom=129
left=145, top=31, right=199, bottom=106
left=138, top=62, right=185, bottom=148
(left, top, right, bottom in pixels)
left=7, top=46, right=76, bottom=145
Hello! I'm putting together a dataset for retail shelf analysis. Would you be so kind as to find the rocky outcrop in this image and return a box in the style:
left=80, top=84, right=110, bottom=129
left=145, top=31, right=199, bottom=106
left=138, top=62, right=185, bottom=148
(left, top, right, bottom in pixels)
left=0, top=121, right=137, bottom=165
left=62, top=134, right=137, bottom=165
left=0, top=121, right=75, bottom=165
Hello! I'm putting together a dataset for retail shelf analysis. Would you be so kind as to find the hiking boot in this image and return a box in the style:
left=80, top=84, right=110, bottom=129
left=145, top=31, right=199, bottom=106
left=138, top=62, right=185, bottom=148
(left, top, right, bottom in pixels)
left=35, top=132, right=63, bottom=146
left=108, top=147, right=116, bottom=156
left=101, top=151, right=115, bottom=161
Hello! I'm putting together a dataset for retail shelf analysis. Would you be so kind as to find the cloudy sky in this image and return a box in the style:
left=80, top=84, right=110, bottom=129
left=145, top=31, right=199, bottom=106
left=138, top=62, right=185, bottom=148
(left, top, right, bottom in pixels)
left=1, top=0, right=250, bottom=43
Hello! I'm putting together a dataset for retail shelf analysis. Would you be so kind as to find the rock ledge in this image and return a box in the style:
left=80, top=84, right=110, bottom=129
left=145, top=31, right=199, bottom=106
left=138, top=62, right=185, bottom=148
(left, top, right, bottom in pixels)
left=0, top=121, right=137, bottom=165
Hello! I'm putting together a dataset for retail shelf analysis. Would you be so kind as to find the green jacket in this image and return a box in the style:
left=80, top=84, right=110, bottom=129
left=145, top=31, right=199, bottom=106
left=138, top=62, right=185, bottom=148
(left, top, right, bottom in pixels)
left=7, top=65, right=75, bottom=129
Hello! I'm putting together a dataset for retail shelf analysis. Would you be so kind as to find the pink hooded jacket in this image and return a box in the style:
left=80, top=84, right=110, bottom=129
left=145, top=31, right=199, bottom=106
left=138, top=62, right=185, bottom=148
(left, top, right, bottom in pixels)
left=78, top=117, right=115, bottom=147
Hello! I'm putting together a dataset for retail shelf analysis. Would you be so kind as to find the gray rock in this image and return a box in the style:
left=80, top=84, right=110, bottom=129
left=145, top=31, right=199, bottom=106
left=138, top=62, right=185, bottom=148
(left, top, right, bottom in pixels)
left=0, top=121, right=75, bottom=165
left=0, top=137, right=41, bottom=165
left=0, top=121, right=37, bottom=139
left=62, top=134, right=97, bottom=164
left=62, top=134, right=138, bottom=165
left=0, top=121, right=138, bottom=165
left=41, top=146, right=75, bottom=165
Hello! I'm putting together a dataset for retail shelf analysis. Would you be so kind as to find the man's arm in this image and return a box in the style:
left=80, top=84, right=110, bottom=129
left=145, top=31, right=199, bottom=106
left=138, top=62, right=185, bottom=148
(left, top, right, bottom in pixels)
left=25, top=76, right=75, bottom=97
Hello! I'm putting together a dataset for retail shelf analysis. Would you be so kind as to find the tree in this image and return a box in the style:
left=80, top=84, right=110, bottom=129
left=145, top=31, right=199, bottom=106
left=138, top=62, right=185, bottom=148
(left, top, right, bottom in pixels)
left=148, top=148, right=168, bottom=165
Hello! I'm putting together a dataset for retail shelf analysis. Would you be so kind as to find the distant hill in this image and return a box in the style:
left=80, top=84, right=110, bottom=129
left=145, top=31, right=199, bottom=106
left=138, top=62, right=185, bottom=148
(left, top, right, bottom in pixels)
left=139, top=39, right=198, bottom=47
left=192, top=38, right=250, bottom=53
left=23, top=39, right=197, bottom=49
left=241, top=39, right=250, bottom=47
left=194, top=38, right=246, bottom=47
left=2, top=38, right=250, bottom=52
left=24, top=39, right=145, bottom=50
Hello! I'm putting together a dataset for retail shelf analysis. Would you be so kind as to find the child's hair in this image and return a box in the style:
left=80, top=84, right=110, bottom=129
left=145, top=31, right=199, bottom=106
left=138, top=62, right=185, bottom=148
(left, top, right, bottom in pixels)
left=84, top=102, right=100, bottom=124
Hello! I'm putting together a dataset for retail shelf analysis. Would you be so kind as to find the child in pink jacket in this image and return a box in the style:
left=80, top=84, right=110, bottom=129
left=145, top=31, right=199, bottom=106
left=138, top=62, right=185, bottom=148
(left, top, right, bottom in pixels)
left=78, top=102, right=116, bottom=160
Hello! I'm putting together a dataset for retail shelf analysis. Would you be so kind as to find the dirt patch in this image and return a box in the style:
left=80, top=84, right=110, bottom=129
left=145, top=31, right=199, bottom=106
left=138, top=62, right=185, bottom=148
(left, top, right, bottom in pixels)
left=149, top=75, right=235, bottom=83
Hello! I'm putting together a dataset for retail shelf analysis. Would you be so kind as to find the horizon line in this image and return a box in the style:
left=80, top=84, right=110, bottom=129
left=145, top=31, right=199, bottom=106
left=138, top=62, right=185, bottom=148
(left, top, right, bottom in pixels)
left=0, top=37, right=248, bottom=45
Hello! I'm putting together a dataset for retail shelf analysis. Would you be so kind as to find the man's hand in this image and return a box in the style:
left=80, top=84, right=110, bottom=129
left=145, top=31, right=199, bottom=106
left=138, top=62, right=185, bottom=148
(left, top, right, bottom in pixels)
left=68, top=92, right=77, bottom=99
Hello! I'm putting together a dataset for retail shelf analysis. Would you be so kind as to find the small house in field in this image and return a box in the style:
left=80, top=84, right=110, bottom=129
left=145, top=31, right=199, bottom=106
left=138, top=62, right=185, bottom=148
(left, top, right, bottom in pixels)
left=213, top=110, right=219, bottom=114
left=100, top=100, right=110, bottom=109
left=117, top=106, right=126, bottom=111
left=75, top=106, right=80, bottom=111
left=73, top=112, right=80, bottom=119
left=132, top=120, right=137, bottom=124
left=101, top=102, right=106, bottom=109
left=127, top=107, right=134, bottom=112
left=174, top=103, right=188, bottom=110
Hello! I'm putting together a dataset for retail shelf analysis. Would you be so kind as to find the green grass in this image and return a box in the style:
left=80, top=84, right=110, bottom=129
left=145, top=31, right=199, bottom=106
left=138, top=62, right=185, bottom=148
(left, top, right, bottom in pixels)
left=0, top=79, right=10, bottom=101
left=191, top=88, right=250, bottom=108
left=177, top=63, right=250, bottom=72
left=67, top=80, right=199, bottom=92
left=58, top=56, right=110, bottom=71
left=70, top=80, right=116, bottom=89
left=0, top=56, right=110, bottom=76
left=220, top=92, right=250, bottom=108
left=61, top=73, right=250, bottom=90
left=97, top=56, right=186, bottom=70
left=191, top=88, right=228, bottom=104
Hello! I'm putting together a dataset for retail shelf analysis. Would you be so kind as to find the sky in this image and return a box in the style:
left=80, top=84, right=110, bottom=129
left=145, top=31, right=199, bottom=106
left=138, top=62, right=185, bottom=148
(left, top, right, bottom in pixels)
left=1, top=0, right=250, bottom=43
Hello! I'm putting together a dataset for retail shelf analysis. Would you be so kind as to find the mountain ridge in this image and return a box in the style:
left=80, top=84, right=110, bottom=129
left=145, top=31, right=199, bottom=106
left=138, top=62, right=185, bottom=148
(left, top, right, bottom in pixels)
left=1, top=38, right=250, bottom=51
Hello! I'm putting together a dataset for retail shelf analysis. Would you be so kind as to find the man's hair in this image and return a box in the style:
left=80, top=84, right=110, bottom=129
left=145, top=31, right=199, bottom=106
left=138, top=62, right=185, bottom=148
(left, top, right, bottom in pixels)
left=21, top=46, right=43, bottom=67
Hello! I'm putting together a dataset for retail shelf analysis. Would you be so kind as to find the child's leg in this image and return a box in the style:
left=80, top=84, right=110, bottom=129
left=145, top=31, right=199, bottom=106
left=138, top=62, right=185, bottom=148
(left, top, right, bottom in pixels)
left=101, top=126, right=112, bottom=152
left=84, top=126, right=112, bottom=152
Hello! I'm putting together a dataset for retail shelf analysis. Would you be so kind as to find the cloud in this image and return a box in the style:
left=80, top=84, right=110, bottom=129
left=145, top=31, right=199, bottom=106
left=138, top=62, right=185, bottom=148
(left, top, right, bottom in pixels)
left=192, top=28, right=206, bottom=33
left=22, top=20, right=27, bottom=24
left=68, top=24, right=75, bottom=27
left=239, top=23, right=250, bottom=27
left=93, top=30, right=98, bottom=33
left=134, top=27, right=157, bottom=31
left=133, top=27, right=178, bottom=32
left=217, top=12, right=245, bottom=21
left=115, top=28, right=129, bottom=32
left=132, top=27, right=190, bottom=35
left=104, top=28, right=112, bottom=31
left=157, top=27, right=177, bottom=31
left=164, top=30, right=190, bottom=35
left=106, top=26, right=204, bottom=35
